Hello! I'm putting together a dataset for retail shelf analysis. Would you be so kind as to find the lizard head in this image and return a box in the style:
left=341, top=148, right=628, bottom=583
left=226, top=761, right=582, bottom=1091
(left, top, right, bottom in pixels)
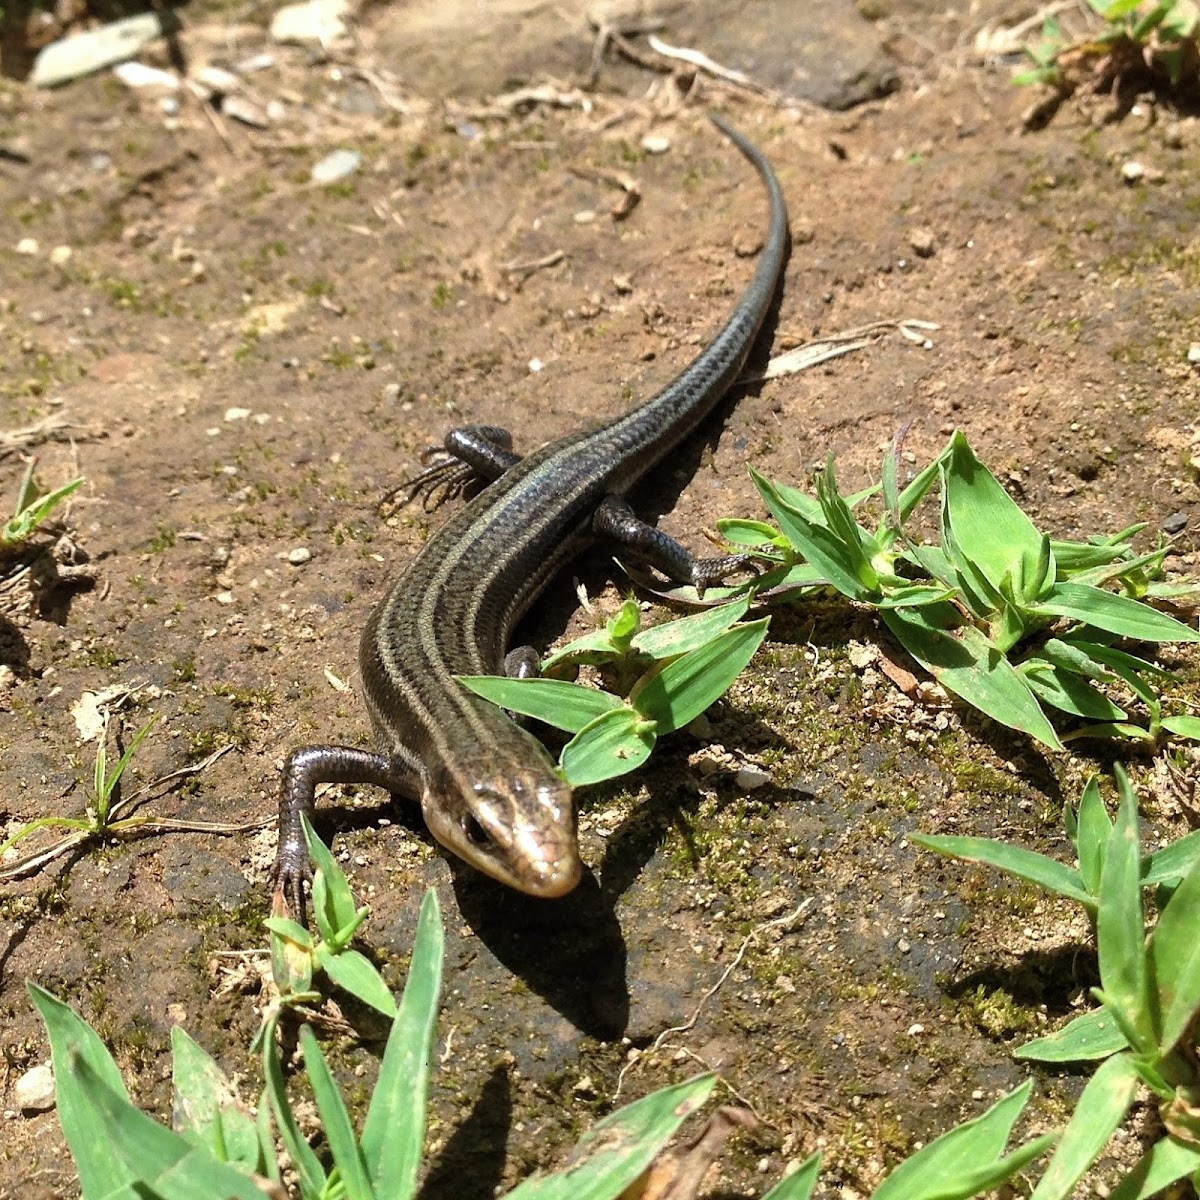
left=422, top=753, right=582, bottom=898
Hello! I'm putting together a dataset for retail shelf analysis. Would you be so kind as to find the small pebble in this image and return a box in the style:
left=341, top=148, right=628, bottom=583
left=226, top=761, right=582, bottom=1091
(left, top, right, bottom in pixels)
left=287, top=547, right=312, bottom=565
left=897, top=938, right=911, bottom=953
left=909, top=227, right=937, bottom=257
left=15, top=237, right=38, bottom=256
left=573, top=210, right=597, bottom=225
left=528, top=358, right=544, bottom=373
left=1187, top=342, right=1200, bottom=365
left=15, top=1063, right=55, bottom=1113
left=641, top=133, right=670, bottom=154
left=1162, top=511, right=1188, bottom=535
left=224, top=407, right=252, bottom=422
left=611, top=273, right=633, bottom=294
left=735, top=766, right=771, bottom=790
left=906, top=1022, right=924, bottom=1036
left=1121, top=160, right=1145, bottom=183
left=311, top=148, right=362, bottom=185
left=49, top=245, right=71, bottom=266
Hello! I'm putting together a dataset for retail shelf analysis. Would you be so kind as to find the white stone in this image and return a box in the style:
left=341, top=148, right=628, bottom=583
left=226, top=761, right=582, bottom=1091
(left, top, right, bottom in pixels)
left=270, top=0, right=353, bottom=46
left=310, top=148, right=362, bottom=184
left=31, top=14, right=167, bottom=88
left=287, top=548, right=312, bottom=565
left=641, top=133, right=671, bottom=154
left=112, top=61, right=179, bottom=90
left=15, top=1064, right=55, bottom=1113
left=735, top=766, right=771, bottom=790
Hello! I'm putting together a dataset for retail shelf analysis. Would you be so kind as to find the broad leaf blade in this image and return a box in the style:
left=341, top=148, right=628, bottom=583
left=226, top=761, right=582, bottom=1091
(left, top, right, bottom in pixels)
left=505, top=1075, right=717, bottom=1200
left=883, top=605, right=1063, bottom=751
left=458, top=676, right=620, bottom=734
left=629, top=619, right=769, bottom=734
left=873, top=1081, right=1038, bottom=1199
left=631, top=597, right=750, bottom=659
left=1032, top=582, right=1200, bottom=643
left=1147, top=859, right=1200, bottom=1054
left=941, top=432, right=1047, bottom=603
left=560, top=707, right=656, bottom=786
left=1014, top=1007, right=1128, bottom=1062
left=27, top=984, right=136, bottom=1199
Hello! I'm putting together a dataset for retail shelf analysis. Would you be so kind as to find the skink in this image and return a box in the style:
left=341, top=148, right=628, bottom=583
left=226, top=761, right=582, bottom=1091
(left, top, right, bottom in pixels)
left=274, top=113, right=789, bottom=913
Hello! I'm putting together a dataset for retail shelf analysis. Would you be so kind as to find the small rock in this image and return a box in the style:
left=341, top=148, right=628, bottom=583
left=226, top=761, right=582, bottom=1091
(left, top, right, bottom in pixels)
left=222, top=96, right=270, bottom=129
left=1162, top=511, right=1188, bottom=535
left=909, top=227, right=937, bottom=257
left=311, top=148, right=362, bottom=185
left=192, top=65, right=241, bottom=95
left=528, top=358, right=544, bottom=373
left=49, top=245, right=72, bottom=265
left=1121, top=160, right=1145, bottom=184
left=224, top=407, right=252, bottom=422
left=906, top=1022, right=924, bottom=1036
left=735, top=766, right=771, bottom=790
left=30, top=13, right=169, bottom=88
left=897, top=938, right=911, bottom=953
left=270, top=0, right=353, bottom=46
left=1187, top=342, right=1200, bottom=365
left=112, top=61, right=179, bottom=90
left=15, top=238, right=38, bottom=256
left=611, top=273, right=633, bottom=294
left=287, top=547, right=312, bottom=565
left=573, top=210, right=597, bottom=224
left=1163, top=121, right=1184, bottom=149
left=641, top=133, right=671, bottom=154
left=686, top=712, right=713, bottom=738
left=15, top=1063, right=55, bottom=1113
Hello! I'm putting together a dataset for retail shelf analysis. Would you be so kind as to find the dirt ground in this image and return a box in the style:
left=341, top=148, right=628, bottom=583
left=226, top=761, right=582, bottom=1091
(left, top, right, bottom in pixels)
left=2, top=1, right=1200, bottom=1196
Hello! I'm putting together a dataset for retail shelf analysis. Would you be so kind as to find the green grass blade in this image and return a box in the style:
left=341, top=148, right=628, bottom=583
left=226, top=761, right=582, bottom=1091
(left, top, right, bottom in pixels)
left=298, top=1024, right=374, bottom=1200
left=715, top=517, right=787, bottom=547
left=1076, top=776, right=1113, bottom=897
left=1032, top=582, right=1200, bottom=643
left=1029, top=1052, right=1139, bottom=1200
left=505, top=1074, right=717, bottom=1200
left=1147, top=859, right=1200, bottom=1054
left=302, top=816, right=362, bottom=940
left=882, top=606, right=1063, bottom=750
left=1108, top=1136, right=1200, bottom=1200
left=261, top=1014, right=327, bottom=1197
left=99, top=716, right=159, bottom=806
left=1095, top=770, right=1154, bottom=1054
left=458, top=675, right=620, bottom=733
left=760, top=1152, right=821, bottom=1200
left=360, top=888, right=443, bottom=1200
left=909, top=833, right=1091, bottom=905
left=27, top=984, right=136, bottom=1198
left=1014, top=1007, right=1128, bottom=1062
left=629, top=619, right=769, bottom=734
left=872, top=1080, right=1038, bottom=1199
left=559, top=707, right=656, bottom=786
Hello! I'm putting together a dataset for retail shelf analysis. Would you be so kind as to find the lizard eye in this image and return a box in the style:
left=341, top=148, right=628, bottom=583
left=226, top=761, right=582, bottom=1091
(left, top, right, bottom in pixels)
left=462, top=813, right=491, bottom=847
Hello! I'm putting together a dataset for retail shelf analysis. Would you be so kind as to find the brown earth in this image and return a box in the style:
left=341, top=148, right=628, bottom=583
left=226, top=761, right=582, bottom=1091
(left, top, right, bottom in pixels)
left=1, top=1, right=1199, bottom=1197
